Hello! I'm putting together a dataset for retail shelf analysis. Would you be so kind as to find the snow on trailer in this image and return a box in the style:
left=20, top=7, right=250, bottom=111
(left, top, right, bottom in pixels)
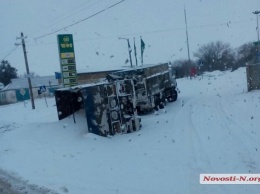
left=107, top=62, right=178, bottom=114
left=55, top=80, right=141, bottom=137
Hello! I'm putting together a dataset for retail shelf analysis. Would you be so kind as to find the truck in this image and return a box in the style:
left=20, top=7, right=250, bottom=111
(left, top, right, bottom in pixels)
left=54, top=62, right=177, bottom=137
left=107, top=62, right=178, bottom=114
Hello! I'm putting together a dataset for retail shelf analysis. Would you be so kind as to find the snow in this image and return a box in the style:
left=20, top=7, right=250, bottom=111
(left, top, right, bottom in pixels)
left=0, top=67, right=260, bottom=194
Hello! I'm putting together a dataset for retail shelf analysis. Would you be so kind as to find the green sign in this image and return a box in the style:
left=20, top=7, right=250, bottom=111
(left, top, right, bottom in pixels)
left=253, top=41, right=260, bottom=46
left=57, top=34, right=77, bottom=88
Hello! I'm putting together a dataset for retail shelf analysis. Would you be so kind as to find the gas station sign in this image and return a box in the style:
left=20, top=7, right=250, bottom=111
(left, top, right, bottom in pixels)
left=57, top=34, right=77, bottom=88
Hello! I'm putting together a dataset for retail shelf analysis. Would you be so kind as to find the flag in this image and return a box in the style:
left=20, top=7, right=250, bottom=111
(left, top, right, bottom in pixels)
left=55, top=72, right=61, bottom=79
left=134, top=38, right=138, bottom=66
left=141, top=38, right=145, bottom=53
left=140, top=37, right=145, bottom=65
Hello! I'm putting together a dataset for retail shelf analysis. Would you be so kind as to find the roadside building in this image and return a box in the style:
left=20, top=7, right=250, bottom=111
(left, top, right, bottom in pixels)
left=0, top=76, right=59, bottom=105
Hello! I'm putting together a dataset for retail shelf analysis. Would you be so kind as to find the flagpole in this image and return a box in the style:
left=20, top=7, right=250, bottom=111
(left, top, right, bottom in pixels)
left=119, top=37, right=133, bottom=68
left=128, top=39, right=133, bottom=68
left=134, top=38, right=138, bottom=66
left=140, top=36, right=145, bottom=66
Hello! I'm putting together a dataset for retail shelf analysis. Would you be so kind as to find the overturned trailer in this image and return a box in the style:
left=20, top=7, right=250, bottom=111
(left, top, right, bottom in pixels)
left=55, top=79, right=141, bottom=136
left=107, top=63, right=178, bottom=113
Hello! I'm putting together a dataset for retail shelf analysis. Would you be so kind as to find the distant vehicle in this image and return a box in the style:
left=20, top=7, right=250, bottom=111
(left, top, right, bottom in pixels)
left=107, top=62, right=178, bottom=114
left=0, top=83, right=4, bottom=90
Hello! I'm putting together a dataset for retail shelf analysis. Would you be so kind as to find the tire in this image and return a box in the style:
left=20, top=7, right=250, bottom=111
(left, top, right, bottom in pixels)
left=159, top=103, right=164, bottom=109
left=167, top=89, right=178, bottom=102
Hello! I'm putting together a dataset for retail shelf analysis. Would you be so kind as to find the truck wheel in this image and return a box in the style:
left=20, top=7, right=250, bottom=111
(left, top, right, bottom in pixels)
left=167, top=89, right=178, bottom=102
left=159, top=102, right=164, bottom=109
left=172, top=89, right=178, bottom=101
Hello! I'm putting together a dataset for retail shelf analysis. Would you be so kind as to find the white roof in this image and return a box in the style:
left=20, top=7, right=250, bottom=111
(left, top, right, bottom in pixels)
left=3, top=76, right=58, bottom=90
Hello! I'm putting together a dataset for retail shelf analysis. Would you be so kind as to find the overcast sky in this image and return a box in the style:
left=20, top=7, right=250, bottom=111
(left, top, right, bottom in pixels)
left=0, top=0, right=259, bottom=76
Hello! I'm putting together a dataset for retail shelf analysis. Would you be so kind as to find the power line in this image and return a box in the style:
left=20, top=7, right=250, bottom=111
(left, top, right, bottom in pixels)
left=34, top=0, right=125, bottom=40
left=0, top=46, right=19, bottom=61
left=20, top=18, right=255, bottom=48
left=44, top=0, right=105, bottom=29
left=25, top=0, right=96, bottom=36
left=2, top=16, right=254, bottom=60
left=50, top=0, right=96, bottom=21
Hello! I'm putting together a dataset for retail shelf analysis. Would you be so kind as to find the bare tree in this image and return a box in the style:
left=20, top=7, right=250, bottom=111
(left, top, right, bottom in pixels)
left=236, top=42, right=257, bottom=68
left=194, top=41, right=236, bottom=71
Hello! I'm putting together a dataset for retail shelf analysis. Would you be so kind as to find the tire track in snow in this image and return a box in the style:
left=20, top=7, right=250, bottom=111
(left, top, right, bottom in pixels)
left=189, top=102, right=213, bottom=170
left=173, top=97, right=218, bottom=193
left=195, top=94, right=260, bottom=193
left=173, top=99, right=198, bottom=193
left=218, top=98, right=260, bottom=173
left=200, top=96, right=260, bottom=193
left=195, top=95, right=259, bottom=176
left=175, top=97, right=214, bottom=168
left=174, top=96, right=247, bottom=194
left=187, top=97, right=233, bottom=194
left=220, top=96, right=258, bottom=144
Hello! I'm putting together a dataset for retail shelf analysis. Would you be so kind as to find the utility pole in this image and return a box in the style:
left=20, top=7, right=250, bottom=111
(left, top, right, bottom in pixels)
left=16, top=32, right=35, bottom=109
left=252, top=11, right=260, bottom=63
left=253, top=11, right=260, bottom=47
left=253, top=11, right=260, bottom=62
left=184, top=6, right=191, bottom=64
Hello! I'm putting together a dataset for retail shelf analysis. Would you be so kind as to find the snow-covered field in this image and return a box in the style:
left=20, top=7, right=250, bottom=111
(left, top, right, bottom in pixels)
left=0, top=68, right=259, bottom=194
